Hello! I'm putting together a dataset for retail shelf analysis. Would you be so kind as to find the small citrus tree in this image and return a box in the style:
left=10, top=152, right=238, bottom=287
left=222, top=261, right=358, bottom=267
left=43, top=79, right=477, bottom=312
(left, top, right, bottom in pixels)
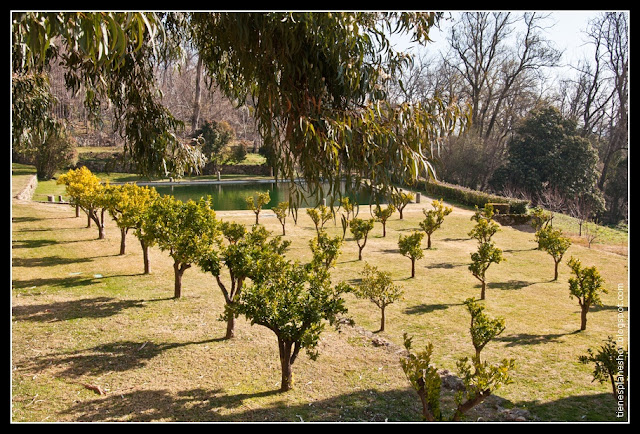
left=419, top=199, right=452, bottom=248
left=57, top=166, right=108, bottom=239
left=401, top=299, right=515, bottom=421
left=198, top=224, right=290, bottom=339
left=392, top=190, right=414, bottom=220
left=567, top=257, right=607, bottom=331
left=339, top=197, right=357, bottom=240
left=373, top=203, right=395, bottom=237
left=236, top=253, right=349, bottom=392
left=307, top=204, right=333, bottom=236
left=272, top=201, right=289, bottom=235
left=353, top=263, right=403, bottom=332
left=469, top=242, right=504, bottom=300
left=398, top=231, right=425, bottom=278
left=536, top=226, right=571, bottom=280
left=246, top=191, right=271, bottom=225
left=309, top=231, right=343, bottom=271
left=144, top=195, right=220, bottom=298
left=349, top=217, right=375, bottom=260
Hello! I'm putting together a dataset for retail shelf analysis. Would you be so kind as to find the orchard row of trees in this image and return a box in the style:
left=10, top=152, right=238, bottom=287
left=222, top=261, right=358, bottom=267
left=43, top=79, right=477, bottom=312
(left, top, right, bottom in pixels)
left=57, top=167, right=622, bottom=419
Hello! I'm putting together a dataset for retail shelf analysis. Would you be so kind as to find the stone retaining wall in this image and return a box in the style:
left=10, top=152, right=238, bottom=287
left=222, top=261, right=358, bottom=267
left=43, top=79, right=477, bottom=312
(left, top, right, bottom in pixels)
left=14, top=174, right=38, bottom=201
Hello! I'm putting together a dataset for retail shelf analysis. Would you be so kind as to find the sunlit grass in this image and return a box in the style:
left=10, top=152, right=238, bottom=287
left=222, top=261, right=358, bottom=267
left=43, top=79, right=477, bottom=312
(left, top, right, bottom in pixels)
left=12, top=167, right=628, bottom=422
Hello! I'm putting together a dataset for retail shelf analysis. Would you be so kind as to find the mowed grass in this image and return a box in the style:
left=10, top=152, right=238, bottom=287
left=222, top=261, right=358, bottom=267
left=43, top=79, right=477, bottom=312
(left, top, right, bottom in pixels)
left=11, top=172, right=628, bottom=422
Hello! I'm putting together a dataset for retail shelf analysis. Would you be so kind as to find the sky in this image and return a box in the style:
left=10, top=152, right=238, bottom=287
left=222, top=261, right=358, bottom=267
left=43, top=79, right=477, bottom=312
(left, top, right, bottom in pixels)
left=390, top=10, right=608, bottom=75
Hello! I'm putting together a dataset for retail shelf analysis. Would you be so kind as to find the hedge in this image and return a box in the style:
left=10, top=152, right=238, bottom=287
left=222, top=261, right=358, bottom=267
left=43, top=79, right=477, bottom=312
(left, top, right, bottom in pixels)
left=414, top=179, right=529, bottom=215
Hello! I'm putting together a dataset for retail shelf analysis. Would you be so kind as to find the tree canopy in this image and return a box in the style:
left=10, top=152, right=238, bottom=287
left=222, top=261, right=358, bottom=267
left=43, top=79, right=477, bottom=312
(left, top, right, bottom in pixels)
left=12, top=11, right=467, bottom=201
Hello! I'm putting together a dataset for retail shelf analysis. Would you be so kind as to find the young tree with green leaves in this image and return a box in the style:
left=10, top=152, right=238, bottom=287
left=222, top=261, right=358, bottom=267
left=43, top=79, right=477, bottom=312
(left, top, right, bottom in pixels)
left=309, top=231, right=343, bottom=271
left=57, top=167, right=108, bottom=239
left=339, top=197, right=357, bottom=240
left=354, top=263, right=403, bottom=332
left=245, top=191, right=271, bottom=225
left=579, top=337, right=628, bottom=415
left=272, top=201, right=289, bottom=236
left=469, top=242, right=504, bottom=300
left=398, top=231, right=425, bottom=278
left=464, top=298, right=506, bottom=359
left=567, top=257, right=607, bottom=331
left=373, top=203, right=395, bottom=237
left=306, top=205, right=333, bottom=236
left=198, top=224, right=290, bottom=339
left=401, top=299, right=515, bottom=422
left=236, top=253, right=349, bottom=392
left=349, top=218, right=375, bottom=261
left=536, top=226, right=571, bottom=280
left=419, top=199, right=452, bottom=248
left=392, top=190, right=415, bottom=220
left=144, top=195, right=220, bottom=299
left=102, top=183, right=160, bottom=257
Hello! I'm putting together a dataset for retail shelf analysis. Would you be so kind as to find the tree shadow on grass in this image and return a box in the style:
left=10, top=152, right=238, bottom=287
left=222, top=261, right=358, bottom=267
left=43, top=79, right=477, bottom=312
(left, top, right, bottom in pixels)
left=495, top=330, right=581, bottom=347
left=11, top=296, right=159, bottom=323
left=25, top=336, right=225, bottom=379
left=58, top=386, right=423, bottom=422
left=404, top=302, right=464, bottom=315
left=487, top=279, right=535, bottom=291
left=516, top=392, right=625, bottom=422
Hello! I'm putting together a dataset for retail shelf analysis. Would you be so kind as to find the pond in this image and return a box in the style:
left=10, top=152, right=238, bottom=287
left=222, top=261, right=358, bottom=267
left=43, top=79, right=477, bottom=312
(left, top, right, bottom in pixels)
left=152, top=180, right=385, bottom=211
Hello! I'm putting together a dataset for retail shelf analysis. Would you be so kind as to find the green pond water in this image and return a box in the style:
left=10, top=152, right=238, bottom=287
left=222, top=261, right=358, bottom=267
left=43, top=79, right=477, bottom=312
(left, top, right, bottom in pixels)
left=152, top=180, right=383, bottom=211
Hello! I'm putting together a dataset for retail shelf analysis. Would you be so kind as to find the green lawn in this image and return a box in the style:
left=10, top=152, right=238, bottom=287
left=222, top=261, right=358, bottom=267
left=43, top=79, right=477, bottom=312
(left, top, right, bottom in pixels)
left=11, top=167, right=629, bottom=422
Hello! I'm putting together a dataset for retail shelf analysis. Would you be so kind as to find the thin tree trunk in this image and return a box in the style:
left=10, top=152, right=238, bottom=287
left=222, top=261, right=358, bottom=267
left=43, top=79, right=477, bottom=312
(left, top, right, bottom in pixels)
left=278, top=340, right=294, bottom=392
left=191, top=55, right=203, bottom=134
left=480, top=280, right=486, bottom=300
left=173, top=261, right=190, bottom=299
left=140, top=239, right=150, bottom=274
left=119, top=227, right=127, bottom=255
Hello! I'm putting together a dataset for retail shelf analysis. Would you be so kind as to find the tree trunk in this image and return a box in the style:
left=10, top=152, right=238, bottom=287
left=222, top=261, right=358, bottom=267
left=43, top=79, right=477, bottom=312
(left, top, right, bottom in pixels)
left=480, top=280, right=486, bottom=300
left=281, top=223, right=286, bottom=236
left=382, top=223, right=386, bottom=237
left=140, top=239, right=150, bottom=274
left=379, top=307, right=386, bottom=332
left=191, top=55, right=203, bottom=134
left=427, top=234, right=432, bottom=249
left=411, top=258, right=415, bottom=278
left=553, top=260, right=559, bottom=281
left=278, top=339, right=294, bottom=392
left=358, top=245, right=363, bottom=260
left=173, top=261, right=190, bottom=299
left=225, top=314, right=235, bottom=340
left=119, top=227, right=127, bottom=255
left=580, top=305, right=589, bottom=330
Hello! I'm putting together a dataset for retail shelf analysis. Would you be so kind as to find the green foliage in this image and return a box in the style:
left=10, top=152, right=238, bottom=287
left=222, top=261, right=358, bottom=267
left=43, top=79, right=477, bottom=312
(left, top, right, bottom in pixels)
left=354, top=263, right=403, bottom=332
left=400, top=335, right=442, bottom=421
left=579, top=337, right=628, bottom=407
left=567, top=257, right=607, bottom=330
left=398, top=231, right=425, bottom=278
left=373, top=203, right=395, bottom=237
left=469, top=242, right=504, bottom=300
left=246, top=191, right=271, bottom=225
left=57, top=167, right=108, bottom=239
left=468, top=208, right=500, bottom=244
left=536, top=226, right=571, bottom=280
left=464, top=298, right=506, bottom=358
left=530, top=206, right=553, bottom=233
left=198, top=224, right=289, bottom=339
left=401, top=301, right=515, bottom=422
left=306, top=205, right=333, bottom=235
left=143, top=195, right=220, bottom=298
left=339, top=197, right=357, bottom=240
left=102, top=183, right=160, bottom=256
left=272, top=201, right=289, bottom=235
left=236, top=252, right=349, bottom=391
left=491, top=104, right=601, bottom=201
left=419, top=199, right=452, bottom=248
left=193, top=120, right=234, bottom=168
left=418, top=179, right=529, bottom=215
left=309, top=231, right=343, bottom=271
left=349, top=217, right=375, bottom=260
left=391, top=190, right=414, bottom=219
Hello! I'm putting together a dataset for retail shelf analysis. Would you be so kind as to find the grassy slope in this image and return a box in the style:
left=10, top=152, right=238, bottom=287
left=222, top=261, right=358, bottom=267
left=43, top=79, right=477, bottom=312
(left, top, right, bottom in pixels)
left=11, top=169, right=629, bottom=422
